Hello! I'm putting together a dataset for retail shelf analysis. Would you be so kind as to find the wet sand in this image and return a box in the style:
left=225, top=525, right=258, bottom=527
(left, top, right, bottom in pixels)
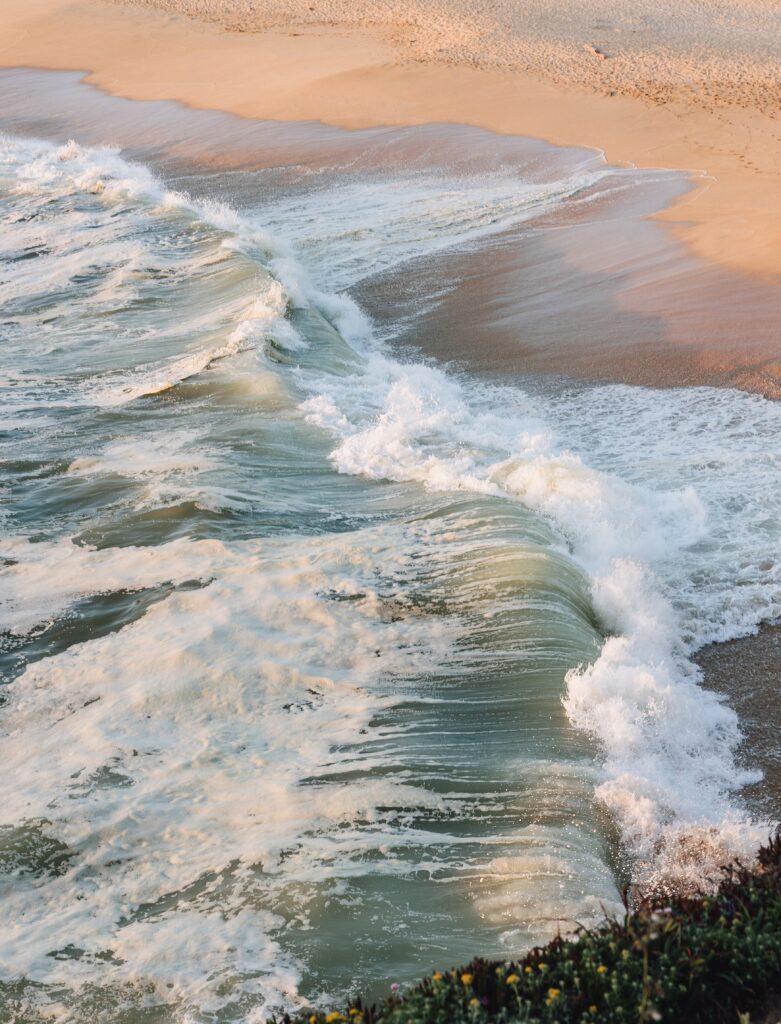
left=695, top=623, right=781, bottom=819
left=354, top=182, right=781, bottom=395
left=1, top=56, right=780, bottom=397
left=0, top=0, right=779, bottom=283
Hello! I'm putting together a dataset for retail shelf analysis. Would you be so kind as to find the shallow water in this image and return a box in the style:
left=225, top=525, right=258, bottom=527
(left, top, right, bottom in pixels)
left=0, top=71, right=779, bottom=1024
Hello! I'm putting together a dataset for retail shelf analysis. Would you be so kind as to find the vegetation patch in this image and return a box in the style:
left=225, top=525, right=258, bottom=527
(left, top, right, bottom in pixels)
left=277, top=833, right=781, bottom=1024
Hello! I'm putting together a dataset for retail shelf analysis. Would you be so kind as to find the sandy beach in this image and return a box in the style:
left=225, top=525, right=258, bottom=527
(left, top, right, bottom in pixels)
left=1, top=0, right=779, bottom=281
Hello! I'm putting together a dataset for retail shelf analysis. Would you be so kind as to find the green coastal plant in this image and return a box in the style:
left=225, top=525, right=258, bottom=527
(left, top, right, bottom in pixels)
left=276, top=832, right=781, bottom=1024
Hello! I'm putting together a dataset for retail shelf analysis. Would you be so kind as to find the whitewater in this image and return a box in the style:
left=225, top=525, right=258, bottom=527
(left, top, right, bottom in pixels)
left=1, top=132, right=779, bottom=1023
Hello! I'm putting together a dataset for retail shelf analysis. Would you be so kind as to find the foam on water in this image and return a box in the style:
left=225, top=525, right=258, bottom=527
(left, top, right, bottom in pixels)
left=256, top=170, right=608, bottom=294
left=299, top=354, right=770, bottom=888
left=0, top=532, right=443, bottom=1009
left=0, top=133, right=778, bottom=1019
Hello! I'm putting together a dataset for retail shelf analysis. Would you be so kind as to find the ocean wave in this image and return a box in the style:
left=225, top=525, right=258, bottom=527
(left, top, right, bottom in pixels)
left=0, top=131, right=777, bottom=1018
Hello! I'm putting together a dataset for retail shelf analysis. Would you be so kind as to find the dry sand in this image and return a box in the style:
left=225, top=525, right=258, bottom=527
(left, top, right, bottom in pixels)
left=0, top=0, right=779, bottom=282
left=118, top=0, right=781, bottom=116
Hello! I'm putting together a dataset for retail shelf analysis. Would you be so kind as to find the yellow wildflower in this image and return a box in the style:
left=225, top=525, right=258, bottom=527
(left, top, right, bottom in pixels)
left=505, top=974, right=520, bottom=985
left=524, top=966, right=533, bottom=975
left=469, top=998, right=479, bottom=1008
left=432, top=972, right=443, bottom=983
left=546, top=988, right=561, bottom=1004
left=596, top=965, right=608, bottom=975
left=538, top=963, right=548, bottom=971
left=348, top=1011, right=362, bottom=1020
left=309, top=1017, right=317, bottom=1024
left=325, top=1014, right=344, bottom=1024
left=589, top=1007, right=598, bottom=1015
left=461, top=973, right=474, bottom=987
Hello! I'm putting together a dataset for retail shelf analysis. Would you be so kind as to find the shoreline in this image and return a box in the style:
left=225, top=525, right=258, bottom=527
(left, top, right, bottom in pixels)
left=0, top=0, right=779, bottom=285
left=4, top=62, right=780, bottom=398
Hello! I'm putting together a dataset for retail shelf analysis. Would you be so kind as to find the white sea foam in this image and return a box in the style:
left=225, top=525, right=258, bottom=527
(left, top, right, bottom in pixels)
left=258, top=170, right=612, bottom=294
left=0, top=532, right=440, bottom=1000
left=0, top=136, right=303, bottom=412
left=0, top=535, right=221, bottom=633
left=300, top=352, right=774, bottom=888
left=69, top=429, right=215, bottom=479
